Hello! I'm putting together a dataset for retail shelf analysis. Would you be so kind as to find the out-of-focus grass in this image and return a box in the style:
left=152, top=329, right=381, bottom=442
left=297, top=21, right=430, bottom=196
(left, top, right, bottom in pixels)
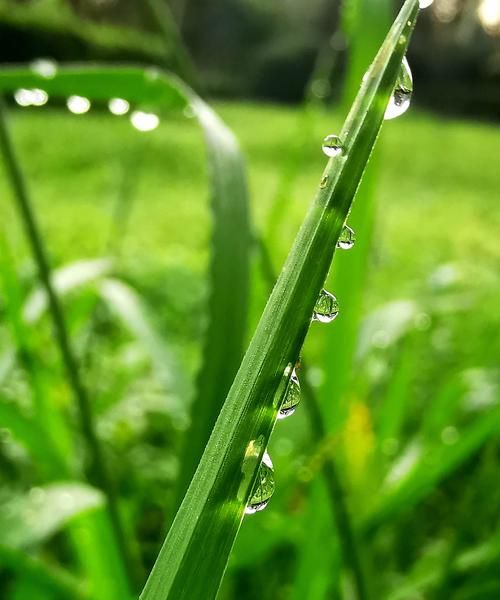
left=2, top=102, right=499, bottom=304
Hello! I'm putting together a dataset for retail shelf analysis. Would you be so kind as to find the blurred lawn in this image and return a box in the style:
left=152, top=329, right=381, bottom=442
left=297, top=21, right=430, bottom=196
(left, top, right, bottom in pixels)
left=2, top=101, right=499, bottom=309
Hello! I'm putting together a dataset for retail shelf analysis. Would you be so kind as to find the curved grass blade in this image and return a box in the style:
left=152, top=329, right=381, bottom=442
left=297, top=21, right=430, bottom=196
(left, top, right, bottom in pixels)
left=139, top=2, right=421, bottom=598
left=0, top=64, right=252, bottom=521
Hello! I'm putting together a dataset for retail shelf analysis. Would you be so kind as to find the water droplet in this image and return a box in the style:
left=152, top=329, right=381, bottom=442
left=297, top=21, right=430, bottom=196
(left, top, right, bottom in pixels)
left=337, top=225, right=356, bottom=250
left=278, top=368, right=301, bottom=420
left=322, top=135, right=344, bottom=158
left=313, top=290, right=339, bottom=323
left=130, top=111, right=160, bottom=132
left=30, top=58, right=57, bottom=79
left=108, top=98, right=130, bottom=116
left=67, top=96, right=91, bottom=115
left=385, top=57, right=413, bottom=121
left=419, top=0, right=434, bottom=8
left=14, top=89, right=48, bottom=107
left=245, top=451, right=275, bottom=515
left=320, top=175, right=329, bottom=189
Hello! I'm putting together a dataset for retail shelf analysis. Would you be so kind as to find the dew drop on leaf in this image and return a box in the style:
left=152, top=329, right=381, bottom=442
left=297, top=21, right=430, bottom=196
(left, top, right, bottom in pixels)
left=337, top=225, right=356, bottom=250
left=245, top=452, right=275, bottom=515
left=322, top=135, right=344, bottom=158
left=313, top=290, right=339, bottom=323
left=278, top=368, right=301, bottom=420
left=419, top=0, right=434, bottom=8
left=385, top=57, right=413, bottom=121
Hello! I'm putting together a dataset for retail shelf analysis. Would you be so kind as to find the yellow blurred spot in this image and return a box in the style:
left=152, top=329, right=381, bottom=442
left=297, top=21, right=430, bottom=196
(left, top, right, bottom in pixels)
left=342, top=401, right=374, bottom=481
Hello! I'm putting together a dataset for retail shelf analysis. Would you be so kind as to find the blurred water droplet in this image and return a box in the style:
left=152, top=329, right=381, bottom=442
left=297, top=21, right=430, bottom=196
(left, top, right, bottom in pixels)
left=322, top=135, right=344, bottom=158
left=320, top=175, right=329, bottom=188
left=14, top=89, right=48, bottom=107
left=337, top=225, right=356, bottom=250
left=313, top=290, right=339, bottom=323
left=245, top=451, right=275, bottom=515
left=311, top=78, right=331, bottom=99
left=385, top=57, right=413, bottom=120
left=278, top=368, right=301, bottom=420
left=419, top=0, right=434, bottom=8
left=30, top=58, right=57, bottom=79
left=130, top=111, right=160, bottom=132
left=67, top=96, right=91, bottom=115
left=108, top=98, right=130, bottom=116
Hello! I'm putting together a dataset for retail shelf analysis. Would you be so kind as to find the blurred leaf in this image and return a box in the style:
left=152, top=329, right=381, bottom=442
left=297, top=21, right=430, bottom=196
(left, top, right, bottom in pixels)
left=363, top=408, right=500, bottom=533
left=138, top=4, right=421, bottom=599
left=98, top=277, right=187, bottom=398
left=0, top=0, right=171, bottom=65
left=0, top=398, right=64, bottom=473
left=0, top=483, right=104, bottom=549
left=23, top=258, right=112, bottom=324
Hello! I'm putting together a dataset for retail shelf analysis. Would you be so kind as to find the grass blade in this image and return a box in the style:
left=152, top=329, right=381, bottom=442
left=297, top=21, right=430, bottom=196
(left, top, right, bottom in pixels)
left=139, top=2, right=421, bottom=598
left=0, top=65, right=252, bottom=523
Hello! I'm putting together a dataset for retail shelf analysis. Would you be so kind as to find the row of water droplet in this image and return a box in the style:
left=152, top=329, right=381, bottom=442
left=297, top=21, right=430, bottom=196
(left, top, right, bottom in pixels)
left=245, top=29, right=424, bottom=514
left=12, top=59, right=162, bottom=132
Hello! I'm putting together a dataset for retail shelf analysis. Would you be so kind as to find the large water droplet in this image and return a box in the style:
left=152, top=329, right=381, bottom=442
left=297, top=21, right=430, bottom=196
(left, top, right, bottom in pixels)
left=337, top=225, right=356, bottom=250
left=130, top=111, right=160, bottom=132
left=67, top=96, right=91, bottom=115
left=108, top=98, right=130, bottom=116
left=419, top=0, right=434, bottom=8
left=245, top=451, right=275, bottom=515
left=313, top=290, right=339, bottom=323
left=322, top=135, right=344, bottom=158
left=278, top=368, right=301, bottom=420
left=385, top=57, right=413, bottom=121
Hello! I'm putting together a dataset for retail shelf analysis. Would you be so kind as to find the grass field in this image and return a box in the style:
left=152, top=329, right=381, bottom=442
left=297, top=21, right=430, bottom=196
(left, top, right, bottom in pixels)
left=1, top=100, right=500, bottom=599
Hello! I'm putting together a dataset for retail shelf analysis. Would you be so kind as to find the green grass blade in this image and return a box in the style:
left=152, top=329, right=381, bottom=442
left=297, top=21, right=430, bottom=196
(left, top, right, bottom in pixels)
left=139, top=3, right=420, bottom=598
left=0, top=65, right=252, bottom=521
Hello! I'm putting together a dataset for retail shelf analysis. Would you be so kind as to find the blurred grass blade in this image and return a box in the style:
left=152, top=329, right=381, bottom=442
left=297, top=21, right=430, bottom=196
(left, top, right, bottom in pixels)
left=98, top=277, right=187, bottom=397
left=0, top=483, right=104, bottom=549
left=0, top=398, right=64, bottom=474
left=0, top=546, right=90, bottom=600
left=139, top=3, right=420, bottom=598
left=23, top=258, right=113, bottom=323
left=0, top=64, right=252, bottom=519
left=363, top=407, right=500, bottom=533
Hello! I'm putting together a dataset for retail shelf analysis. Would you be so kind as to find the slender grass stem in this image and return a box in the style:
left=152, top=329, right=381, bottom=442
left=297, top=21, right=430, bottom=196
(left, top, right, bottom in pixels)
left=256, top=234, right=368, bottom=600
left=0, top=98, right=133, bottom=587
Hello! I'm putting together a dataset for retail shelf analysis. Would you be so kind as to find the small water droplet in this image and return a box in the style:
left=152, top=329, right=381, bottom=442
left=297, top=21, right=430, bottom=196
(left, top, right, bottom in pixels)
left=67, top=96, right=91, bottom=115
left=30, top=58, right=58, bottom=79
left=245, top=451, right=275, bottom=515
left=313, top=289, right=339, bottom=323
left=419, top=0, right=434, bottom=8
left=385, top=57, right=413, bottom=121
left=320, top=175, right=329, bottom=189
left=322, top=135, right=344, bottom=158
left=108, top=98, right=130, bottom=116
left=337, top=225, right=356, bottom=250
left=278, top=368, right=301, bottom=420
left=130, top=111, right=160, bottom=132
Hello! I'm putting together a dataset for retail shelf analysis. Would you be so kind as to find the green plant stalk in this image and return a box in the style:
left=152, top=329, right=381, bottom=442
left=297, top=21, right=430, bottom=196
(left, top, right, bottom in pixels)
left=141, top=3, right=420, bottom=598
left=0, top=98, right=133, bottom=588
